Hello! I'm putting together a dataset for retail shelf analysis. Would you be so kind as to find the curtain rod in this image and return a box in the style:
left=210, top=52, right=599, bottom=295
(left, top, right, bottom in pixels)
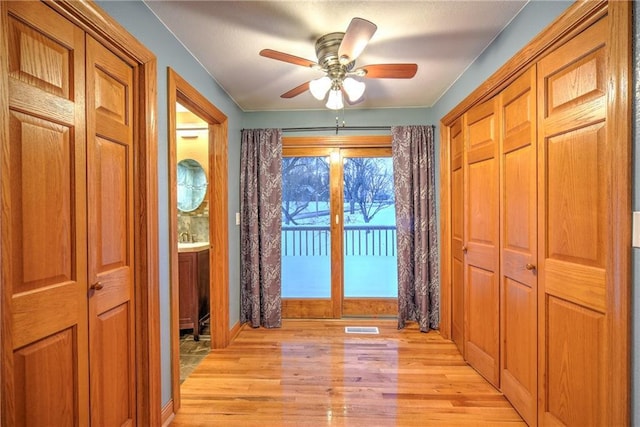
left=241, top=125, right=435, bottom=135
left=282, top=126, right=390, bottom=134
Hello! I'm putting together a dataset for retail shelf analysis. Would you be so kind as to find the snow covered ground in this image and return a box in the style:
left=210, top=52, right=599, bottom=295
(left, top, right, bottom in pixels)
left=282, top=204, right=398, bottom=298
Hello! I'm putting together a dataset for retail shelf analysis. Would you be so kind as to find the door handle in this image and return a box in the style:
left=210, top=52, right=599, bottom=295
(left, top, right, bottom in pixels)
left=462, top=245, right=468, bottom=253
left=90, top=281, right=103, bottom=290
left=525, top=263, right=536, bottom=271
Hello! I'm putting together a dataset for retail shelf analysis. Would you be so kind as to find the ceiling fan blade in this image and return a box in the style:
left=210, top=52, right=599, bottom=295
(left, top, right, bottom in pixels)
left=360, top=63, right=418, bottom=79
left=260, top=49, right=317, bottom=68
left=338, top=18, right=377, bottom=64
left=281, top=81, right=310, bottom=98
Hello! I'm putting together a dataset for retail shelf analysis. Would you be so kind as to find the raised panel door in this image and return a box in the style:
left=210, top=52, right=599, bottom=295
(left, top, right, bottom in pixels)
left=2, top=2, right=88, bottom=425
left=537, top=16, right=611, bottom=426
left=463, top=98, right=500, bottom=387
left=499, top=66, right=537, bottom=426
left=86, top=35, right=136, bottom=427
left=449, top=118, right=464, bottom=354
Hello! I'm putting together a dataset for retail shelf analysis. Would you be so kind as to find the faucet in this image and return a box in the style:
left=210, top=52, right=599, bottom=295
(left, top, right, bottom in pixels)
left=179, top=231, right=191, bottom=243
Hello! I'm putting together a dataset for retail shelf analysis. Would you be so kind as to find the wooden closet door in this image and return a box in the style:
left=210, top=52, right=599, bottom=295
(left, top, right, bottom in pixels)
left=449, top=118, right=464, bottom=354
left=537, top=16, right=615, bottom=426
left=463, top=97, right=500, bottom=387
left=86, top=36, right=136, bottom=426
left=499, top=66, right=537, bottom=426
left=2, top=2, right=89, bottom=426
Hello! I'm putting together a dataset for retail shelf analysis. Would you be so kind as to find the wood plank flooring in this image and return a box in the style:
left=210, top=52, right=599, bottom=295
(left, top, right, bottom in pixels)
left=171, top=319, right=525, bottom=426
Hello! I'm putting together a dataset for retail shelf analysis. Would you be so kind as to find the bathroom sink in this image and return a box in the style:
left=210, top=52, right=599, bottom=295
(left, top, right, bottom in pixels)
left=178, top=242, right=210, bottom=253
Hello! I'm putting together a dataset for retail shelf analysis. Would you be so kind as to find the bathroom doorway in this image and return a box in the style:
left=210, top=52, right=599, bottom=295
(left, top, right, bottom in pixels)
left=175, top=103, right=210, bottom=383
left=168, top=68, right=230, bottom=411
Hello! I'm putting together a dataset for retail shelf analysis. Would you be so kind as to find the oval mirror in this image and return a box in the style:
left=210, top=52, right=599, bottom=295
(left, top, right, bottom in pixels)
left=177, top=158, right=208, bottom=212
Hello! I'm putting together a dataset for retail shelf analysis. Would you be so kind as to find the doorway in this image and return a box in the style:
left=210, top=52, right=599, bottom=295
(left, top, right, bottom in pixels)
left=167, top=68, right=229, bottom=411
left=175, top=102, right=210, bottom=383
left=281, top=137, right=397, bottom=318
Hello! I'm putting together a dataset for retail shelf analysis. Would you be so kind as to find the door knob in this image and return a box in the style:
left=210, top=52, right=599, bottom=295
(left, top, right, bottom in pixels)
left=525, top=263, right=536, bottom=271
left=462, top=246, right=468, bottom=253
left=90, top=281, right=103, bottom=290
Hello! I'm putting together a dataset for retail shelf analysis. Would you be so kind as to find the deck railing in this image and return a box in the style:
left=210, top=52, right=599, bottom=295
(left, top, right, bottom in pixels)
left=281, top=225, right=396, bottom=257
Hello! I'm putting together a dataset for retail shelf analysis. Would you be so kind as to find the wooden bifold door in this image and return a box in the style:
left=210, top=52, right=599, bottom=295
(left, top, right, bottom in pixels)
left=2, top=2, right=141, bottom=425
left=463, top=96, right=500, bottom=388
left=499, top=67, right=537, bottom=426
left=442, top=2, right=630, bottom=426
left=455, top=67, right=538, bottom=423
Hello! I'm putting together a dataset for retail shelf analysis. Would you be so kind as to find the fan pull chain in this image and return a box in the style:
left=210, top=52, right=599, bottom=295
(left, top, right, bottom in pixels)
left=334, top=112, right=346, bottom=134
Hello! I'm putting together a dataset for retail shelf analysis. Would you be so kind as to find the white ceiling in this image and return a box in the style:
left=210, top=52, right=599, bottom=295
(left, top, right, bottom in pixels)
left=144, top=1, right=528, bottom=112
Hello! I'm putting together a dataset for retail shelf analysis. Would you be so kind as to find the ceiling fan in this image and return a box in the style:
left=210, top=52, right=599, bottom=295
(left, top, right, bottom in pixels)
left=260, top=17, right=418, bottom=110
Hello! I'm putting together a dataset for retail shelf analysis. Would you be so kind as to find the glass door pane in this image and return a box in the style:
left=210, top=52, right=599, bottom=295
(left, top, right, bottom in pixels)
left=281, top=156, right=331, bottom=298
left=342, top=156, right=398, bottom=298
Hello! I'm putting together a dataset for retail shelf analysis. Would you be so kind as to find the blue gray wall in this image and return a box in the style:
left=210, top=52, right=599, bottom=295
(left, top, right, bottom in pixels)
left=243, top=108, right=434, bottom=130
left=430, top=0, right=573, bottom=120
left=98, top=0, right=637, bottom=418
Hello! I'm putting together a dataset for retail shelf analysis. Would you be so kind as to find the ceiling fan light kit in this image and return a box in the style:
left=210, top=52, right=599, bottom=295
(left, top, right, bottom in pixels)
left=342, top=77, right=365, bottom=102
left=260, top=17, right=417, bottom=110
left=326, top=88, right=344, bottom=110
left=310, top=75, right=364, bottom=109
left=309, top=76, right=332, bottom=100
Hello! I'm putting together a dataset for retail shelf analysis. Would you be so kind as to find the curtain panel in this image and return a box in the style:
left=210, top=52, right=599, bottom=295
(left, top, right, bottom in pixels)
left=240, top=129, right=283, bottom=328
left=391, top=125, right=439, bottom=332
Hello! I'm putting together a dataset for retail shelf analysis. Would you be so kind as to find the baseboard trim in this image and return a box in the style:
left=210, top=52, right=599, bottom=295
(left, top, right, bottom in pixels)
left=161, top=399, right=175, bottom=427
left=228, top=321, right=243, bottom=344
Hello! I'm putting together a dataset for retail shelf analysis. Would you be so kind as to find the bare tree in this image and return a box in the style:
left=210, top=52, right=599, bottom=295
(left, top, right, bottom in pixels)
left=282, top=157, right=329, bottom=224
left=283, top=156, right=391, bottom=225
left=343, top=158, right=393, bottom=223
left=343, top=158, right=366, bottom=215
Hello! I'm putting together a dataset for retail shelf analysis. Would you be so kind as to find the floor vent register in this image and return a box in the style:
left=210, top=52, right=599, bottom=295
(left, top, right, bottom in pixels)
left=344, top=326, right=379, bottom=334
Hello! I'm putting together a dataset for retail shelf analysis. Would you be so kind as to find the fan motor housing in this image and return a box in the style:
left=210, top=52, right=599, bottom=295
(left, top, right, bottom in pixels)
left=315, top=32, right=355, bottom=79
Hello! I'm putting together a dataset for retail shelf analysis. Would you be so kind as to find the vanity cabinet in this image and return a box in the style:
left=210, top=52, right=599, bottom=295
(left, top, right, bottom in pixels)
left=178, top=248, right=210, bottom=340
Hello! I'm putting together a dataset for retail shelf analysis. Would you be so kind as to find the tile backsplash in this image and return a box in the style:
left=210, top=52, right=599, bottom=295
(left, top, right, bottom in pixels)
left=178, top=199, right=209, bottom=242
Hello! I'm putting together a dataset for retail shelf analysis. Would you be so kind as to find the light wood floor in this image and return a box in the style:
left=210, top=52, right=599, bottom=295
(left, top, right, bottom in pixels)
left=171, top=319, right=525, bottom=426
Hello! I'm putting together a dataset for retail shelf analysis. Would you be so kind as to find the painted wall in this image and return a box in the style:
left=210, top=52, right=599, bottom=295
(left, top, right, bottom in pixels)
left=244, top=107, right=434, bottom=130
left=95, top=0, right=244, bottom=406
left=430, top=0, right=573, bottom=120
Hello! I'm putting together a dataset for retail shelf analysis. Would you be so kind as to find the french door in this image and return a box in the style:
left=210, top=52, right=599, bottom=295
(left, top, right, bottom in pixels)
left=281, top=146, right=397, bottom=318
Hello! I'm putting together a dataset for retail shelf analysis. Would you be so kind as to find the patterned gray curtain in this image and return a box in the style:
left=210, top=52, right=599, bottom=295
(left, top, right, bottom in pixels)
left=392, top=125, right=439, bottom=332
left=240, top=129, right=282, bottom=328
